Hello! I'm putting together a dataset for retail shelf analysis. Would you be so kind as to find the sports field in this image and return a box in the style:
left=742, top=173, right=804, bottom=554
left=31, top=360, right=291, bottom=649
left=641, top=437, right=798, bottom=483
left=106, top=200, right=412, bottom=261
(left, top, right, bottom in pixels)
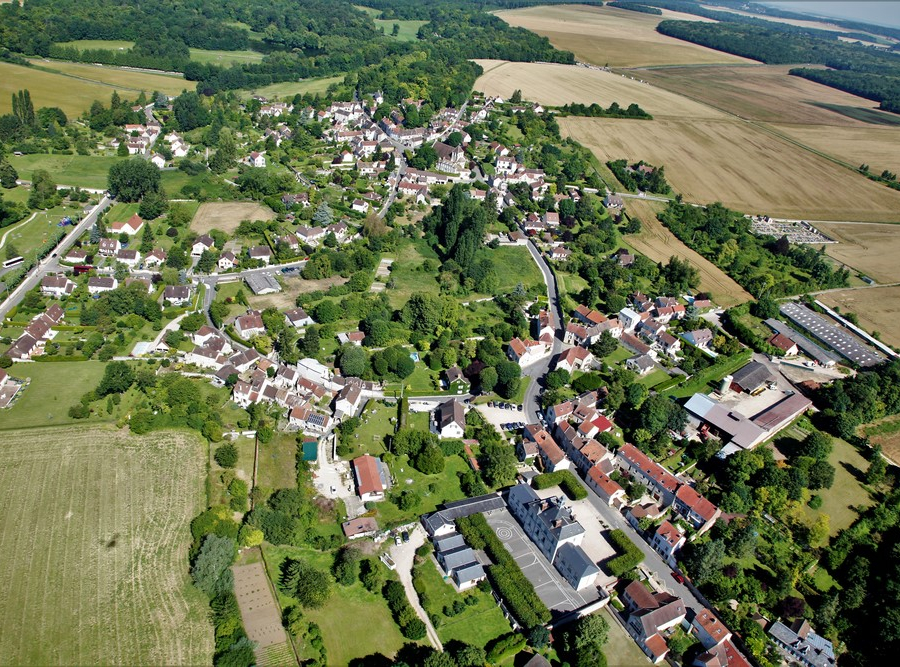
left=817, top=286, right=900, bottom=348
left=474, top=60, right=725, bottom=120
left=623, top=199, right=752, bottom=308
left=495, top=4, right=755, bottom=67
left=559, top=116, right=900, bottom=222
left=815, top=222, right=900, bottom=283
left=191, top=201, right=274, bottom=235
left=0, top=426, right=213, bottom=665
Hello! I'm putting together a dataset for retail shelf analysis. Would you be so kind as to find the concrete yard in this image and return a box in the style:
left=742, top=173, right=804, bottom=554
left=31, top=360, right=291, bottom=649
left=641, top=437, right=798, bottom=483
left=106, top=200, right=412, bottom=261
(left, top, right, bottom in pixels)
left=486, top=508, right=600, bottom=612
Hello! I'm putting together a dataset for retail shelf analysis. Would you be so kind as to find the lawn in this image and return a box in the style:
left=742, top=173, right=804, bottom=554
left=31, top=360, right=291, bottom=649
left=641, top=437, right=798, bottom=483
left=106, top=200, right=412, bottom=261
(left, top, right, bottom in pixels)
left=2, top=203, right=83, bottom=259
left=105, top=202, right=140, bottom=223
left=376, top=454, right=469, bottom=529
left=352, top=400, right=398, bottom=457
left=602, top=608, right=651, bottom=666
left=8, top=153, right=126, bottom=190
left=159, top=170, right=236, bottom=200
left=602, top=345, right=632, bottom=366
left=637, top=368, right=671, bottom=388
left=239, top=75, right=346, bottom=100
left=0, top=425, right=212, bottom=665
left=414, top=556, right=511, bottom=646
left=258, top=432, right=299, bottom=490
left=486, top=245, right=544, bottom=296
left=383, top=238, right=441, bottom=309
left=261, top=544, right=406, bottom=664
left=56, top=39, right=135, bottom=51
left=0, top=361, right=110, bottom=430
left=188, top=48, right=264, bottom=66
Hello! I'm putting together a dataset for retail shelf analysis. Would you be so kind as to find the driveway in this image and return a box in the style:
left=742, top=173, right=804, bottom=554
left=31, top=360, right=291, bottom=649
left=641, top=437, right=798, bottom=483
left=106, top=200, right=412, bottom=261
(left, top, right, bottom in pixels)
left=391, top=525, right=443, bottom=650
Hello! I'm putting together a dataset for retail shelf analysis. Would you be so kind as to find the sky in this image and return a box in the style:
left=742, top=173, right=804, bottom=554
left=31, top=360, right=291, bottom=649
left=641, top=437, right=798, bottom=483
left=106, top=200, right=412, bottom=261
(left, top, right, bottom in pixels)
left=762, top=1, right=900, bottom=29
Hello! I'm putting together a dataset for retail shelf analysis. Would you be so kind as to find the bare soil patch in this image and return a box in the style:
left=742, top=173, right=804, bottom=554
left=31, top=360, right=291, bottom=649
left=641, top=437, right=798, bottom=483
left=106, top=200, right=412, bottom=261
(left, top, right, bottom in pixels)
left=232, top=561, right=287, bottom=649
left=636, top=64, right=889, bottom=126
left=495, top=4, right=754, bottom=67
left=247, top=275, right=348, bottom=310
left=474, top=60, right=726, bottom=120
left=191, top=202, right=274, bottom=235
left=623, top=199, right=752, bottom=308
left=559, top=116, right=900, bottom=222
left=817, top=286, right=900, bottom=348
left=815, top=223, right=900, bottom=283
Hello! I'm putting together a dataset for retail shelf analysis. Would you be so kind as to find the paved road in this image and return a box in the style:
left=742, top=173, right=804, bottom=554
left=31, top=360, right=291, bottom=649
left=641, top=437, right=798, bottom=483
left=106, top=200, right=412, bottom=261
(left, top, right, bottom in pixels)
left=521, top=235, right=563, bottom=424
left=0, top=194, right=112, bottom=320
left=392, top=526, right=443, bottom=651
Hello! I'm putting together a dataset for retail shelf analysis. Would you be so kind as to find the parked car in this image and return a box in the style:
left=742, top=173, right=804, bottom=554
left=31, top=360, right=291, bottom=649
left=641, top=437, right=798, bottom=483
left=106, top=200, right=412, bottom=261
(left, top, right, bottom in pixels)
left=394, top=535, right=402, bottom=546
left=401, top=530, right=409, bottom=543
left=673, top=572, right=685, bottom=584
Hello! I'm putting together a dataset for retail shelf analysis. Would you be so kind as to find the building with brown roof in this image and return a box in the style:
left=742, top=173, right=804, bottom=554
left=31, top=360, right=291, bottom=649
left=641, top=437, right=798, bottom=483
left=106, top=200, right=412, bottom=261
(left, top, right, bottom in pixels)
left=342, top=517, right=379, bottom=539
left=352, top=454, right=388, bottom=501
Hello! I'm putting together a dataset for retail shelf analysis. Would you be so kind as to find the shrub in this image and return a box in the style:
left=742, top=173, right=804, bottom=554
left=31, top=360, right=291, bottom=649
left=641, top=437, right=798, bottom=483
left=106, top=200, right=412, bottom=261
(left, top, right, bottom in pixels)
left=532, top=470, right=587, bottom=500
left=606, top=529, right=644, bottom=577
left=486, top=633, right=527, bottom=663
left=215, top=443, right=239, bottom=468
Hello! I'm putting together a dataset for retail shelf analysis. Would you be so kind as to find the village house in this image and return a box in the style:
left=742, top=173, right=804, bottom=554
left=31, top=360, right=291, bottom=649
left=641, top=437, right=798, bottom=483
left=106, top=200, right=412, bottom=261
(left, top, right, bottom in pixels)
left=682, top=328, right=714, bottom=349
left=554, top=346, right=594, bottom=374
left=550, top=246, right=572, bottom=262
left=337, top=331, right=365, bottom=346
left=115, top=248, right=140, bottom=268
left=508, top=337, right=549, bottom=366
left=123, top=276, right=152, bottom=295
left=144, top=248, right=167, bottom=267
left=88, top=276, right=118, bottom=295
left=434, top=399, right=466, bottom=439
left=444, top=366, right=470, bottom=394
left=248, top=245, right=273, bottom=264
left=98, top=238, right=121, bottom=257
left=247, top=151, right=266, bottom=168
left=284, top=307, right=314, bottom=329
left=622, top=581, right=687, bottom=663
left=334, top=384, right=364, bottom=419
left=163, top=284, right=191, bottom=306
left=586, top=467, right=626, bottom=506
left=40, top=275, right=75, bottom=298
left=434, top=533, right=486, bottom=591
left=218, top=251, right=237, bottom=271
left=296, top=226, right=326, bottom=246
left=651, top=520, right=686, bottom=567
left=191, top=235, right=214, bottom=257
left=64, top=248, right=88, bottom=264
left=352, top=454, right=388, bottom=502
left=234, top=311, right=265, bottom=339
left=342, top=516, right=379, bottom=540
left=110, top=214, right=144, bottom=236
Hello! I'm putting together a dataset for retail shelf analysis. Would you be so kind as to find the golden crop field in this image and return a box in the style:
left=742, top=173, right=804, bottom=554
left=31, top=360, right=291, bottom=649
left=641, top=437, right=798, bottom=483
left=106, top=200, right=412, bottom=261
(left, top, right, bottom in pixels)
left=191, top=201, right=275, bottom=235
left=474, top=60, right=725, bottom=119
left=0, top=426, right=213, bottom=665
left=495, top=4, right=756, bottom=67
left=622, top=199, right=752, bottom=308
left=815, top=222, right=900, bottom=283
left=817, top=286, right=900, bottom=348
left=559, top=116, right=900, bottom=222
left=31, top=60, right=188, bottom=96
left=635, top=64, right=893, bottom=126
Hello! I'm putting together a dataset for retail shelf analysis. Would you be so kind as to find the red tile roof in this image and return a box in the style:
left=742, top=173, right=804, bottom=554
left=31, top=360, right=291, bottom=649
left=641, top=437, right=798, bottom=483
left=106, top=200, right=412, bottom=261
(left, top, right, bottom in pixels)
left=352, top=455, right=384, bottom=496
left=675, top=484, right=720, bottom=522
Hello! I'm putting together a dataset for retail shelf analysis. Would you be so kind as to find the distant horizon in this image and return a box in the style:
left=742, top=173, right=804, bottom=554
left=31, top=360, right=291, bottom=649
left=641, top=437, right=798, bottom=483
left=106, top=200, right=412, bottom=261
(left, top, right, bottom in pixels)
left=761, top=1, right=900, bottom=30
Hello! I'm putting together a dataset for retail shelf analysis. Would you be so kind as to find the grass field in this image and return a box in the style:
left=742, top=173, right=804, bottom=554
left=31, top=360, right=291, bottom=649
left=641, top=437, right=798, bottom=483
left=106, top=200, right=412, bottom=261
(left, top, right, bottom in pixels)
left=0, top=361, right=110, bottom=430
left=0, top=62, right=148, bottom=117
left=105, top=202, right=141, bottom=223
left=635, top=64, right=894, bottom=127
left=239, top=75, right=346, bottom=100
left=56, top=39, right=135, bottom=51
left=559, top=115, right=900, bottom=222
left=474, top=60, right=726, bottom=120
left=814, top=223, right=900, bottom=284
left=374, top=19, right=427, bottom=41
left=622, top=200, right=752, bottom=307
left=26, top=59, right=187, bottom=98
left=1, top=204, right=83, bottom=259
left=190, top=201, right=274, bottom=235
left=602, top=607, right=652, bottom=666
left=8, top=153, right=125, bottom=190
left=0, top=425, right=213, bottom=665
left=804, top=435, right=874, bottom=535
left=495, top=4, right=754, bottom=68
left=817, top=286, right=900, bottom=348
left=188, top=48, right=264, bottom=66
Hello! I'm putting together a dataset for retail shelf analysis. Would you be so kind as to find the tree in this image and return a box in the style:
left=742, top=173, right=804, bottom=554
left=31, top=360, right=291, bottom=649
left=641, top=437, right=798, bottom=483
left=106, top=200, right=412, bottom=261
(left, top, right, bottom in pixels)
left=238, top=524, right=263, bottom=548
left=138, top=190, right=168, bottom=220
left=214, top=443, right=238, bottom=468
left=681, top=538, right=725, bottom=584
left=480, top=441, right=517, bottom=487
left=807, top=460, right=835, bottom=490
left=590, top=330, right=618, bottom=358
left=480, top=367, right=497, bottom=394
left=412, top=443, right=445, bottom=475
left=28, top=169, right=57, bottom=209
left=190, top=534, right=236, bottom=597
left=97, top=361, right=135, bottom=396
left=495, top=361, right=521, bottom=399
left=215, top=637, right=256, bottom=667
left=280, top=558, right=332, bottom=608
left=173, top=91, right=209, bottom=131
left=867, top=446, right=888, bottom=486
left=546, top=368, right=570, bottom=390
left=799, top=431, right=833, bottom=461
left=0, top=160, right=18, bottom=189
left=313, top=201, right=333, bottom=226
left=338, top=344, right=368, bottom=377
left=196, top=249, right=217, bottom=273
left=332, top=546, right=362, bottom=585
left=139, top=221, right=155, bottom=253
left=108, top=158, right=161, bottom=202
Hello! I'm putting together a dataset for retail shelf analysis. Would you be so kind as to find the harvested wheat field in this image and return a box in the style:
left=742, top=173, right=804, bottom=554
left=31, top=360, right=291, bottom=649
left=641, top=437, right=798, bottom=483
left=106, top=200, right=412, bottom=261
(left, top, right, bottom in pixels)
left=191, top=201, right=274, bottom=235
left=636, top=64, right=894, bottom=126
left=817, top=287, right=900, bottom=349
left=814, top=222, right=900, bottom=283
left=474, top=60, right=725, bottom=120
left=623, top=199, right=752, bottom=308
left=559, top=116, right=900, bottom=222
left=771, top=124, right=900, bottom=176
left=495, top=4, right=755, bottom=68
left=0, top=426, right=213, bottom=666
